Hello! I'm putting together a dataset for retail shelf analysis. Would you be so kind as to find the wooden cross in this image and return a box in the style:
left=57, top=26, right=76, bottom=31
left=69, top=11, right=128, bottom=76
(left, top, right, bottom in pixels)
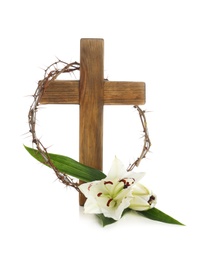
left=39, top=38, right=145, bottom=206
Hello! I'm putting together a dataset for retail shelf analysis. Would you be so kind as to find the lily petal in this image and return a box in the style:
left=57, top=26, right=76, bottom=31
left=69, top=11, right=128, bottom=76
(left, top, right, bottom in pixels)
left=129, top=196, right=151, bottom=211
left=83, top=196, right=102, bottom=214
left=101, top=197, right=132, bottom=220
left=127, top=171, right=146, bottom=182
left=107, top=157, right=127, bottom=179
left=132, top=183, right=151, bottom=196
left=79, top=181, right=96, bottom=198
left=79, top=157, right=156, bottom=221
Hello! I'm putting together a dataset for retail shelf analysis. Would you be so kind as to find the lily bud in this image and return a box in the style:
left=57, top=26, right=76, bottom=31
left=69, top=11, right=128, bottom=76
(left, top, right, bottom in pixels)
left=129, top=183, right=157, bottom=211
left=79, top=157, right=156, bottom=221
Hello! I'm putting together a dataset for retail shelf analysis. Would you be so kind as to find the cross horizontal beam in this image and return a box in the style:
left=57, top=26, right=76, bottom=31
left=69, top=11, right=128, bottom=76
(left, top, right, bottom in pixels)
left=38, top=39, right=146, bottom=206
left=39, top=80, right=145, bottom=105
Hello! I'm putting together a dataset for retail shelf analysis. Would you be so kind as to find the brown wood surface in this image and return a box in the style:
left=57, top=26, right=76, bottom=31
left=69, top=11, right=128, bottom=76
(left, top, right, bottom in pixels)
left=40, top=81, right=79, bottom=104
left=40, top=80, right=145, bottom=105
left=79, top=39, right=104, bottom=205
left=39, top=38, right=146, bottom=206
left=104, top=81, right=145, bottom=105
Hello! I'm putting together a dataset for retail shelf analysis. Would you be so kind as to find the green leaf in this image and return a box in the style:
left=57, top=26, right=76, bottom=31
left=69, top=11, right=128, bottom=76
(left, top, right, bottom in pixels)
left=96, top=214, right=117, bottom=227
left=96, top=208, right=131, bottom=227
left=24, top=146, right=184, bottom=227
left=24, top=145, right=106, bottom=182
left=97, top=208, right=184, bottom=227
left=138, top=207, right=185, bottom=225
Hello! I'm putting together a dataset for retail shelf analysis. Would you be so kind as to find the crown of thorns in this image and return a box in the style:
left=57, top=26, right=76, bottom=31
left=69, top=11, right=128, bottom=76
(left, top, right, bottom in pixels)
left=28, top=59, right=151, bottom=191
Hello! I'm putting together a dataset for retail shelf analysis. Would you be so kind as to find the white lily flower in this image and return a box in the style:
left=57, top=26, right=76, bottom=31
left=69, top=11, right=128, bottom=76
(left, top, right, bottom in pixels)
left=129, top=183, right=157, bottom=211
left=79, top=157, right=148, bottom=221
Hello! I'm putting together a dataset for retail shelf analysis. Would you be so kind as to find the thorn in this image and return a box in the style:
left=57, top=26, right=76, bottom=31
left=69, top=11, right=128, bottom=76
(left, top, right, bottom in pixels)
left=21, top=131, right=31, bottom=136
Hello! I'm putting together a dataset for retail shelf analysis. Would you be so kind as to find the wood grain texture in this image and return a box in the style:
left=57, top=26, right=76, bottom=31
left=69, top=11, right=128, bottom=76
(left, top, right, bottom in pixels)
left=40, top=80, right=145, bottom=105
left=104, top=81, right=145, bottom=105
left=79, top=39, right=104, bottom=205
left=38, top=38, right=146, bottom=206
left=40, top=81, right=79, bottom=104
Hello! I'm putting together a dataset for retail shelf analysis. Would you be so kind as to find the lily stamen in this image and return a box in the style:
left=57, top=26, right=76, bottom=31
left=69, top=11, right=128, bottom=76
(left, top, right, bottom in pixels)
left=79, top=157, right=155, bottom=221
left=107, top=198, right=113, bottom=207
left=148, top=195, right=156, bottom=205
left=104, top=181, right=113, bottom=185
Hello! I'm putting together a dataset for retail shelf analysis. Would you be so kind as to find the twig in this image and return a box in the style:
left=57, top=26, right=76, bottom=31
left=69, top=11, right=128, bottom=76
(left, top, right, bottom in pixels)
left=28, top=60, right=80, bottom=191
left=28, top=59, right=151, bottom=189
left=127, top=106, right=151, bottom=171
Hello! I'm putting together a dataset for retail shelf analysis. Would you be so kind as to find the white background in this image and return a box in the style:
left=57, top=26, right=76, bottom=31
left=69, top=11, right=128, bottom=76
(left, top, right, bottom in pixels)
left=1, top=0, right=204, bottom=259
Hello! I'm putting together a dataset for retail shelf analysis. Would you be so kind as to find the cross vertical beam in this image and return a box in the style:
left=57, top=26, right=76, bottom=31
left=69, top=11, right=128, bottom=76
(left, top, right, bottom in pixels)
left=39, top=38, right=146, bottom=207
left=79, top=39, right=104, bottom=205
